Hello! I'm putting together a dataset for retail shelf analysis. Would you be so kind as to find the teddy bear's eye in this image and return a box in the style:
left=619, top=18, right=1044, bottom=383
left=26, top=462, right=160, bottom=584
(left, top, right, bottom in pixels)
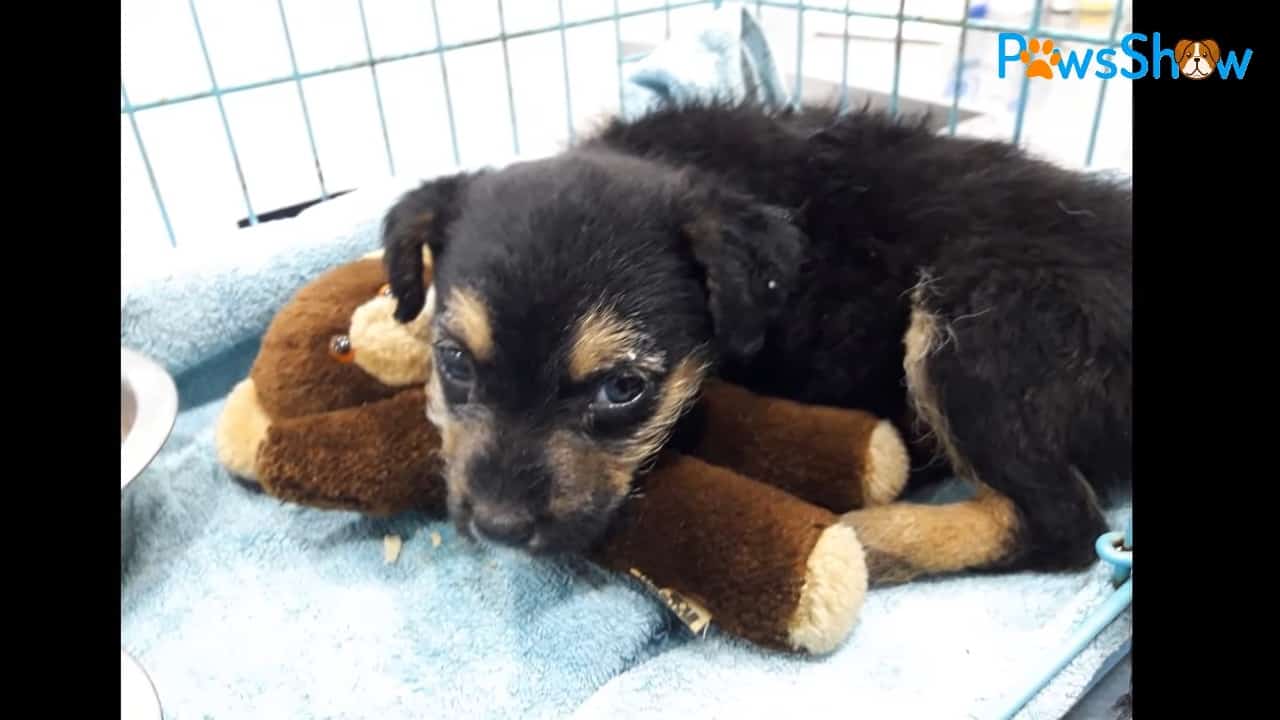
left=329, top=335, right=355, bottom=364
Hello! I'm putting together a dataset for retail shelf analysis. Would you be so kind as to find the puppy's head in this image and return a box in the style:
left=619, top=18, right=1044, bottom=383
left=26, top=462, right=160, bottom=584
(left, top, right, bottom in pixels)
left=381, top=150, right=805, bottom=554
left=1176, top=39, right=1219, bottom=79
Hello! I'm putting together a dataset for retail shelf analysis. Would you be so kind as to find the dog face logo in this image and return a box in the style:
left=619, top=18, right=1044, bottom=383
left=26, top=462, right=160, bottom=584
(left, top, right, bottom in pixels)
left=1176, top=39, right=1220, bottom=79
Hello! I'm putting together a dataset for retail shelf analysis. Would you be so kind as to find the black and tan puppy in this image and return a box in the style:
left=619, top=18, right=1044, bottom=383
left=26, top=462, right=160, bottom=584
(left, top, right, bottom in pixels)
left=381, top=101, right=1131, bottom=585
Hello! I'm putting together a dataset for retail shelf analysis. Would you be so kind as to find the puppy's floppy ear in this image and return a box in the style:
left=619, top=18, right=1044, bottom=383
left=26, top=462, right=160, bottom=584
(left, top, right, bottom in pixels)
left=1201, top=39, right=1221, bottom=64
left=1175, top=39, right=1192, bottom=61
left=381, top=171, right=474, bottom=323
left=678, top=185, right=807, bottom=362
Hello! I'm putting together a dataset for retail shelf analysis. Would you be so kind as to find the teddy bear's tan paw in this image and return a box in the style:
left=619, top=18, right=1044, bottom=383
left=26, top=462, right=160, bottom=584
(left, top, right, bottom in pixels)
left=859, top=420, right=910, bottom=506
left=785, top=522, right=868, bottom=654
left=214, top=379, right=271, bottom=484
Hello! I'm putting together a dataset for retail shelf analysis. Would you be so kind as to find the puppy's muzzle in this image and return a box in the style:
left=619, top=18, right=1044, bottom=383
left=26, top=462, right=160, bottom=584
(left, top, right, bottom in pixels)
left=469, top=504, right=536, bottom=547
left=452, top=457, right=551, bottom=549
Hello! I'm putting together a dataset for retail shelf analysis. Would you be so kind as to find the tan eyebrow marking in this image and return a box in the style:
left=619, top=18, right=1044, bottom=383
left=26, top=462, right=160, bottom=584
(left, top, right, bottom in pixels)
left=440, top=287, right=494, bottom=362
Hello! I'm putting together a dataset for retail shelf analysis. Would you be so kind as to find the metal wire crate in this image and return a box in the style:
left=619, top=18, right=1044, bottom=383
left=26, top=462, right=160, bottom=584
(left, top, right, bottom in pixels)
left=119, top=1, right=1133, bottom=717
left=121, top=0, right=1130, bottom=248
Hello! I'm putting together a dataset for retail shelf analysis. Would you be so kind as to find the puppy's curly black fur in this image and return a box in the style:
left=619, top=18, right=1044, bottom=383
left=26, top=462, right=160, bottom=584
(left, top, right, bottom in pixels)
left=382, top=100, right=1131, bottom=578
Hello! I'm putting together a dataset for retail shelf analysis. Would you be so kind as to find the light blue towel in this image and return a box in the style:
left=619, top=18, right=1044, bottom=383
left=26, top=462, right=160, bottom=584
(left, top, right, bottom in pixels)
left=122, top=402, right=673, bottom=720
left=121, top=6, right=1130, bottom=718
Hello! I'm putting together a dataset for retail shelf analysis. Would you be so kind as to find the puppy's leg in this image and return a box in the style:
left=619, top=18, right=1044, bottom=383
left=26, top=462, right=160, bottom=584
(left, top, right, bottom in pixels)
left=846, top=264, right=1128, bottom=585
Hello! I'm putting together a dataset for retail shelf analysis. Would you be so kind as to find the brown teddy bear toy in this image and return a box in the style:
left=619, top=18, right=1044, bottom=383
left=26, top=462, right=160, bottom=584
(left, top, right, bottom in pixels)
left=216, top=250, right=446, bottom=516
left=215, top=251, right=909, bottom=655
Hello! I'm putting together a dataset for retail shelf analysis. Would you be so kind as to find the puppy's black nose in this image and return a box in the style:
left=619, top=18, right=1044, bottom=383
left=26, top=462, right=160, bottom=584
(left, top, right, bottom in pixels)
left=471, top=509, right=535, bottom=547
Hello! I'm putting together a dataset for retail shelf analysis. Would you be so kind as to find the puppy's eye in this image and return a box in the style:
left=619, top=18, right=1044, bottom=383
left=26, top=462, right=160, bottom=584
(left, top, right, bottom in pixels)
left=437, top=345, right=475, bottom=385
left=593, top=372, right=648, bottom=408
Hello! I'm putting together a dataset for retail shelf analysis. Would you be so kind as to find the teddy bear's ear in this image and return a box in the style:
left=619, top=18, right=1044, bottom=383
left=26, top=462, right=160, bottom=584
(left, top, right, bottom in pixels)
left=381, top=171, right=477, bottom=323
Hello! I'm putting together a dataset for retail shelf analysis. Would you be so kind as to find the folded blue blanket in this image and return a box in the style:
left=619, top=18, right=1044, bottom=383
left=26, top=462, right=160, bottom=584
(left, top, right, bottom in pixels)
left=621, top=3, right=789, bottom=117
left=121, top=6, right=1130, bottom=719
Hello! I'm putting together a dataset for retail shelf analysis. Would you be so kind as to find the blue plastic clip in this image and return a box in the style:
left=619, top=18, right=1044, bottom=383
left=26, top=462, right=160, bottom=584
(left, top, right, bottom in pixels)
left=1095, top=521, right=1132, bottom=586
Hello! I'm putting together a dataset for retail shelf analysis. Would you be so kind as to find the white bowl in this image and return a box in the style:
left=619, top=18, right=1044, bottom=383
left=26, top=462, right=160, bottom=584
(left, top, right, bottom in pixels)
left=122, top=649, right=162, bottom=720
left=121, top=347, right=177, bottom=567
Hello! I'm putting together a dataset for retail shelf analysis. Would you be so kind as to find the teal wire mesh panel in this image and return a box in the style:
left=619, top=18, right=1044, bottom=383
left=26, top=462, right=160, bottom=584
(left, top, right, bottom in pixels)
left=121, top=0, right=1128, bottom=248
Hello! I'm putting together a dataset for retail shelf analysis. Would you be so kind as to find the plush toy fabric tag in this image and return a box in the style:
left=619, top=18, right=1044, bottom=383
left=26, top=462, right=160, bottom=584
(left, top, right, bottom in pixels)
left=628, top=568, right=713, bottom=635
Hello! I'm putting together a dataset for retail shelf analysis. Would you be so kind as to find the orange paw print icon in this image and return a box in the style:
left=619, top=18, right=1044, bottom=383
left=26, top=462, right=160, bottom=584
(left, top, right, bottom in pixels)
left=1019, top=38, right=1061, bottom=79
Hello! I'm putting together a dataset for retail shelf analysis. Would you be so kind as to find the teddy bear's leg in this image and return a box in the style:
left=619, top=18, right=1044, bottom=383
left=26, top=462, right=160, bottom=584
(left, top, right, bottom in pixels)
left=592, top=452, right=868, bottom=655
left=255, top=387, right=449, bottom=517
left=839, top=489, right=1021, bottom=587
left=678, top=380, right=909, bottom=513
left=214, top=379, right=272, bottom=484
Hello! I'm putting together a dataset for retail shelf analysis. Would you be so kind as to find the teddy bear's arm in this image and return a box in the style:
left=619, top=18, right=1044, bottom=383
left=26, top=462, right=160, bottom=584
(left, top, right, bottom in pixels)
left=590, top=452, right=867, bottom=655
left=679, top=380, right=910, bottom=513
left=256, top=387, right=447, bottom=517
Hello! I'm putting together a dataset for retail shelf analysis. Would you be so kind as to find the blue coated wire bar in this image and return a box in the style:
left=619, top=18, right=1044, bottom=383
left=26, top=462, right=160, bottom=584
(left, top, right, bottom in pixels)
left=947, top=0, right=973, bottom=135
left=121, top=83, right=177, bottom=248
left=496, top=0, right=522, bottom=157
left=274, top=0, right=328, bottom=200
left=838, top=0, right=851, bottom=113
left=186, top=0, right=257, bottom=225
left=357, top=0, right=396, bottom=176
left=889, top=0, right=906, bottom=117
left=989, top=577, right=1132, bottom=719
left=123, top=1, right=1118, bottom=118
left=1011, top=0, right=1046, bottom=147
left=792, top=1, right=805, bottom=107
left=1085, top=0, right=1126, bottom=167
left=613, top=0, right=627, bottom=117
left=749, top=0, right=1113, bottom=47
left=119, top=2, right=741, bottom=115
left=557, top=0, right=577, bottom=144
left=428, top=0, right=462, bottom=167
